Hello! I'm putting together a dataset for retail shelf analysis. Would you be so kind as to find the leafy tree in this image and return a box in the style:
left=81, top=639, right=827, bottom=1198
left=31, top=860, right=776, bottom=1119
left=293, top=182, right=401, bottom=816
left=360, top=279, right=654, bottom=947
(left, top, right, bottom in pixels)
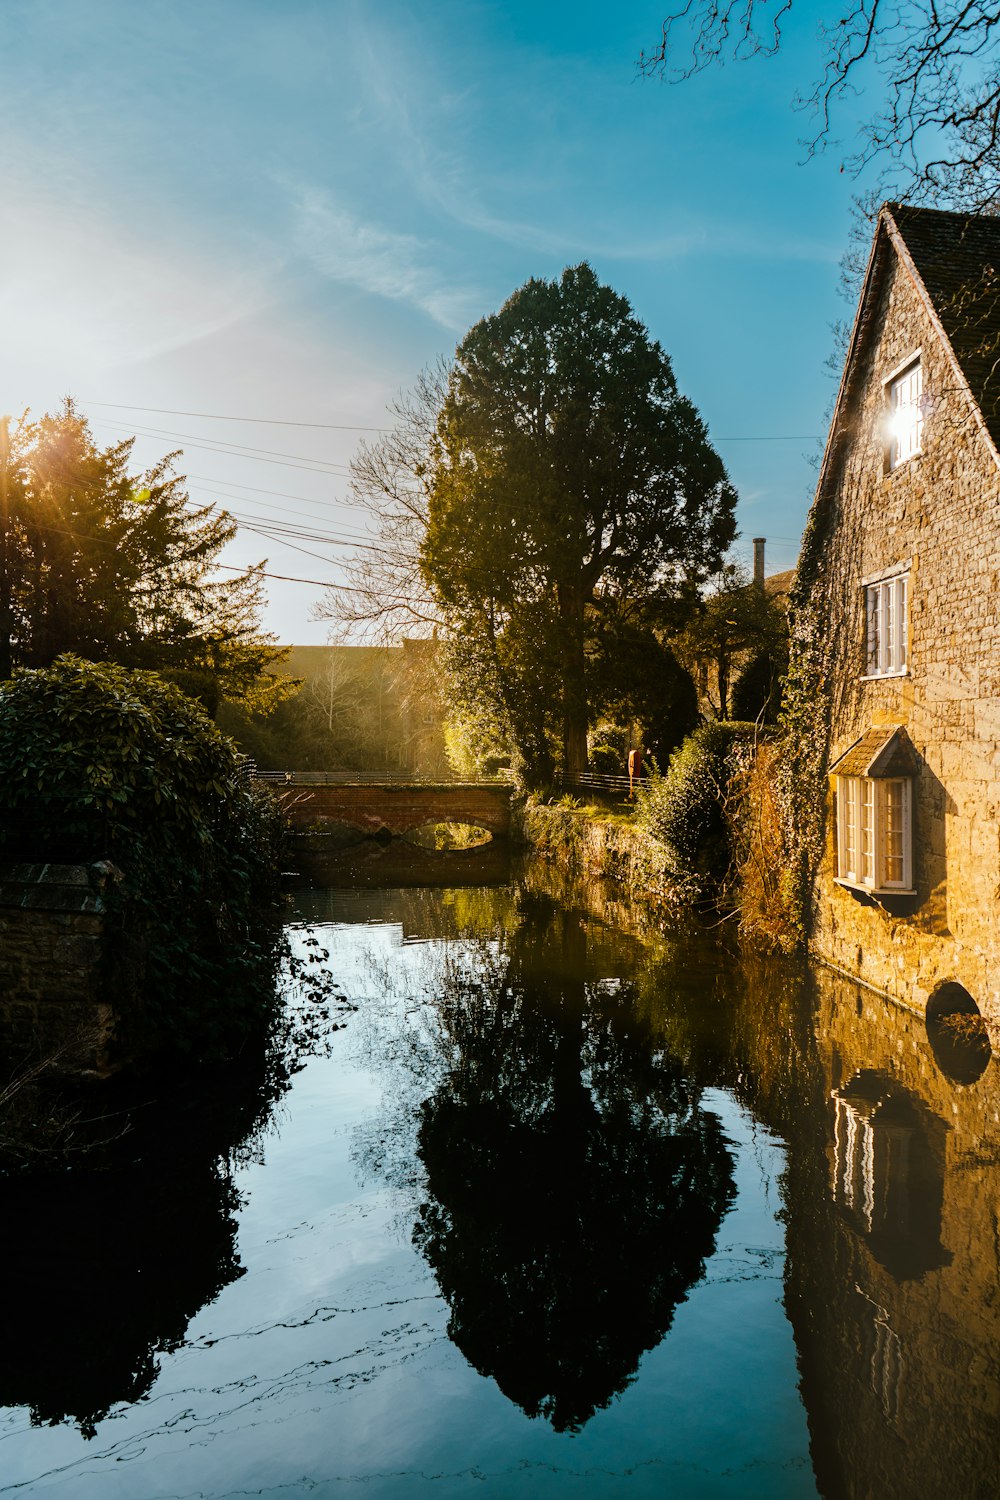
left=731, top=646, right=787, bottom=724
left=677, top=564, right=788, bottom=721
left=641, top=2, right=1000, bottom=210
left=420, top=264, right=736, bottom=784
left=588, top=616, right=700, bottom=767
left=439, top=603, right=561, bottom=787
left=0, top=403, right=291, bottom=711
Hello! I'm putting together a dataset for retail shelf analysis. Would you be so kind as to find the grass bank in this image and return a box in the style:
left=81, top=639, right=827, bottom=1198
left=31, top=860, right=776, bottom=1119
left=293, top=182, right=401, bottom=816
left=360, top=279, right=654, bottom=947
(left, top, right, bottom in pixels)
left=515, top=798, right=686, bottom=919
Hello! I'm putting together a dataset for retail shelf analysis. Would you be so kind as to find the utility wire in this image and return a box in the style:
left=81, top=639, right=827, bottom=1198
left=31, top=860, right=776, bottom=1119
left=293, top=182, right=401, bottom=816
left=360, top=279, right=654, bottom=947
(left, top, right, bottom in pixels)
left=84, top=401, right=389, bottom=432
left=91, top=422, right=355, bottom=479
left=182, top=472, right=380, bottom=519
left=215, top=562, right=337, bottom=586
left=85, top=403, right=818, bottom=443
left=93, top=419, right=356, bottom=474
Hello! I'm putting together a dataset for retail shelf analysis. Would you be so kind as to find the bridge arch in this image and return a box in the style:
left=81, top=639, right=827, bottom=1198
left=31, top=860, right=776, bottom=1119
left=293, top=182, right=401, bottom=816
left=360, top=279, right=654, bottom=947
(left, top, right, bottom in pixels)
left=276, top=780, right=514, bottom=840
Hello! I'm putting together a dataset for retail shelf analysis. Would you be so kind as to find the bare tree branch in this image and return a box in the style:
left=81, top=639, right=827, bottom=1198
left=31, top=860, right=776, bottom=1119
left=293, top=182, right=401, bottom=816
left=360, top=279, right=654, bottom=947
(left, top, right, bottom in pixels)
left=314, top=362, right=448, bottom=644
left=640, top=2, right=1000, bottom=210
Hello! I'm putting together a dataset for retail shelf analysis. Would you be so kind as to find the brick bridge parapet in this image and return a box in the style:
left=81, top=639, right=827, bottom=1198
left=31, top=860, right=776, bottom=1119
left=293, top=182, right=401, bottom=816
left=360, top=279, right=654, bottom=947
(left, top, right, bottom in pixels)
left=274, top=779, right=514, bottom=839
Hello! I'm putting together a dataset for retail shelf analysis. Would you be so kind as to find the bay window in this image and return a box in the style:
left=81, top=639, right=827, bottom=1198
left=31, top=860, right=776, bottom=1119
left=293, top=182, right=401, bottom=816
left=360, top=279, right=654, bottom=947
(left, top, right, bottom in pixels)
left=836, top=776, right=913, bottom=893
left=831, top=727, right=917, bottom=896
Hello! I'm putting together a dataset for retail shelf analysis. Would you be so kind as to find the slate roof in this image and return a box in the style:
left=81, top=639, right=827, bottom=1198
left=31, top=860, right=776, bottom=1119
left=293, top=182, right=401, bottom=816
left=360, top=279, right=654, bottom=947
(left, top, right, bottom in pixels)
left=888, top=203, right=1000, bottom=454
left=829, top=725, right=919, bottom=779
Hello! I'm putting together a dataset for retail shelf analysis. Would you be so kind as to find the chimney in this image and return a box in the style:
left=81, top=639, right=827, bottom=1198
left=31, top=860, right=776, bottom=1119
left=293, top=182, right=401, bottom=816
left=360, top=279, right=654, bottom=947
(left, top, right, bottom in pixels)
left=752, top=537, right=765, bottom=590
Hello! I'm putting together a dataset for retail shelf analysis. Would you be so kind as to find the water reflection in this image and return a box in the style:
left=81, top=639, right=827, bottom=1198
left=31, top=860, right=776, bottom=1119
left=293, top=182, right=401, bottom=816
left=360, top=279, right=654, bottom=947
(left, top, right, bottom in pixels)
left=0, top=1156, right=243, bottom=1438
left=0, top=1044, right=295, bottom=1438
left=411, top=894, right=736, bottom=1430
left=782, top=974, right=999, bottom=1500
left=0, top=868, right=996, bottom=1500
left=518, top=867, right=998, bottom=1497
left=830, top=1071, right=948, bottom=1281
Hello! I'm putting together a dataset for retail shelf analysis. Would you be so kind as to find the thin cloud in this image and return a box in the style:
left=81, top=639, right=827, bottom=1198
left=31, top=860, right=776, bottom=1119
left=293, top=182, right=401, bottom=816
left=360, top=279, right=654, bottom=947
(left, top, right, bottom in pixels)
left=347, top=13, right=841, bottom=268
left=288, top=183, right=479, bottom=330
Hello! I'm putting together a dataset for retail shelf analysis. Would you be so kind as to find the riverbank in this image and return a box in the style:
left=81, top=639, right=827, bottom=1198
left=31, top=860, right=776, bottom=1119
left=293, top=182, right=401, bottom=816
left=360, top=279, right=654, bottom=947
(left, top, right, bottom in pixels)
left=515, top=799, right=687, bottom=926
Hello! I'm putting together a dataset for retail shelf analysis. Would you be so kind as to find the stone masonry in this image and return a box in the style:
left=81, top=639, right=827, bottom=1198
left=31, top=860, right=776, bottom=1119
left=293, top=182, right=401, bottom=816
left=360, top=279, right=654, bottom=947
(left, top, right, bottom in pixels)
left=0, top=862, right=119, bottom=1074
left=807, top=204, right=1000, bottom=1047
left=280, top=780, right=513, bottom=839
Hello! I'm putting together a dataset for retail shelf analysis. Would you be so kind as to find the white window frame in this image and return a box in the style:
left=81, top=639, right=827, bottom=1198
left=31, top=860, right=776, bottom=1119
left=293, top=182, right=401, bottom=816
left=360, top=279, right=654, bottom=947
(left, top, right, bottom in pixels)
left=835, top=775, right=914, bottom=894
left=862, top=567, right=909, bottom=678
left=886, top=357, right=923, bottom=469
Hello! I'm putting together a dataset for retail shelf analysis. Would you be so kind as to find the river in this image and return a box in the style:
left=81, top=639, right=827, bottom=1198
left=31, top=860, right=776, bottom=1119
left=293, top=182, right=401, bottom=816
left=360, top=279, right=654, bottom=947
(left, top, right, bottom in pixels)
left=0, top=861, right=996, bottom=1499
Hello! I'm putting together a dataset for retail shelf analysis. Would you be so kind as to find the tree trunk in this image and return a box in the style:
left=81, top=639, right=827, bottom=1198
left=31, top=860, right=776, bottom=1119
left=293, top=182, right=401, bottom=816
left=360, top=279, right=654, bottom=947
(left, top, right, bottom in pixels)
left=717, top=652, right=730, bottom=721
left=557, top=581, right=588, bottom=779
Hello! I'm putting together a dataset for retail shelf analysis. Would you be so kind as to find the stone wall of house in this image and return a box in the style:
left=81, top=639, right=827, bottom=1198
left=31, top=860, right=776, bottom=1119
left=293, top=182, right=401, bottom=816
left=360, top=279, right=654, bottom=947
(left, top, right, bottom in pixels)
left=810, top=244, right=1000, bottom=1047
left=0, top=863, right=118, bottom=1074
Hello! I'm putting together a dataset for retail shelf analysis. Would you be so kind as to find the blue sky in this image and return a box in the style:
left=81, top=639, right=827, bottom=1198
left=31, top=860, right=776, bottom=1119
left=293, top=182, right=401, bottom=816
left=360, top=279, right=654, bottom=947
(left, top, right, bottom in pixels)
left=1, top=0, right=872, bottom=642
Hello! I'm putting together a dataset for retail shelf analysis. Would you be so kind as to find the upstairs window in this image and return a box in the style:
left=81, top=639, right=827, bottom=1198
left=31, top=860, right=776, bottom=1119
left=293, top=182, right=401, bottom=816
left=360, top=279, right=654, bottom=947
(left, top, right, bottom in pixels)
left=886, top=359, right=923, bottom=468
left=864, top=568, right=909, bottom=677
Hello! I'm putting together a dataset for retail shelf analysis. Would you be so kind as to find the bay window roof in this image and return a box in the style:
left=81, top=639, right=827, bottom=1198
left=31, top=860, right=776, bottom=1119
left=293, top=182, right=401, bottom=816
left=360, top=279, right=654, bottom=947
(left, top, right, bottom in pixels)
left=829, top=725, right=918, bottom=779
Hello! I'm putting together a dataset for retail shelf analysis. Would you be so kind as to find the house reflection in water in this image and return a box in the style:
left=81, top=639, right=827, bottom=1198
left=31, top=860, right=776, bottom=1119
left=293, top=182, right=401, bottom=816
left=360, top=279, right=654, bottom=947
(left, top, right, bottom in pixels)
left=784, top=971, right=998, bottom=1500
left=830, top=1071, right=949, bottom=1281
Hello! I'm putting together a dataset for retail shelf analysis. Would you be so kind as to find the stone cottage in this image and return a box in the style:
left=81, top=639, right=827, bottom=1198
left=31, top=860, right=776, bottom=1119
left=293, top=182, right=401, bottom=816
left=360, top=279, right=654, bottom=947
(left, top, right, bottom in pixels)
left=804, top=202, right=1000, bottom=1056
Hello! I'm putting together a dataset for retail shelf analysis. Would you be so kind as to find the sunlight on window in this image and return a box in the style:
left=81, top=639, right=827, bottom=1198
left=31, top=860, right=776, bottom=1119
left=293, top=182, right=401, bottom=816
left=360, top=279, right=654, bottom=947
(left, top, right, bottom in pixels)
left=886, top=361, right=923, bottom=468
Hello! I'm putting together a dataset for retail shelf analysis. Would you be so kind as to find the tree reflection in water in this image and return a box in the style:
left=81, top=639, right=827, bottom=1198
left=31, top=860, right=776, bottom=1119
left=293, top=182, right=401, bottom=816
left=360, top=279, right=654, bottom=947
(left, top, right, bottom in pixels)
left=0, top=1157, right=244, bottom=1438
left=0, top=1033, right=306, bottom=1438
left=408, top=892, right=736, bottom=1431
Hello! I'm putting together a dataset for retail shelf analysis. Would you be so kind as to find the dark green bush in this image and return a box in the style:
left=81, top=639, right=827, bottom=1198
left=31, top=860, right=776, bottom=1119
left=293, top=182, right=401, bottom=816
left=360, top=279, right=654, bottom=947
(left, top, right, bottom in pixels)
left=731, top=650, right=786, bottom=725
left=635, top=721, right=758, bottom=898
left=0, top=657, right=286, bottom=1057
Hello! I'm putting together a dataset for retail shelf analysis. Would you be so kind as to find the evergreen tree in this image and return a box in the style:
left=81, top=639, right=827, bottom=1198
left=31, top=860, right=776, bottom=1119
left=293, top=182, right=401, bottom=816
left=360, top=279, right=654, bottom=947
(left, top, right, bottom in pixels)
left=420, top=265, right=736, bottom=783
left=0, top=403, right=290, bottom=710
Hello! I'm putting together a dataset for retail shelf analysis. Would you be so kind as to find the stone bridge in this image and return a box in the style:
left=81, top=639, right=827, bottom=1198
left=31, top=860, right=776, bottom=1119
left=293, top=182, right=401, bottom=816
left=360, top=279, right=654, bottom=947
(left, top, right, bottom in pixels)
left=271, top=778, right=515, bottom=840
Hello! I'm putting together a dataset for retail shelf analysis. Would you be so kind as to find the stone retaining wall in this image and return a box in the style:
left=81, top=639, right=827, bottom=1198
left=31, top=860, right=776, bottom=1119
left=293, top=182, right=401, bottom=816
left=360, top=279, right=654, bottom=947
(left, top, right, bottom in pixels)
left=515, top=802, right=684, bottom=923
left=0, top=863, right=119, bottom=1074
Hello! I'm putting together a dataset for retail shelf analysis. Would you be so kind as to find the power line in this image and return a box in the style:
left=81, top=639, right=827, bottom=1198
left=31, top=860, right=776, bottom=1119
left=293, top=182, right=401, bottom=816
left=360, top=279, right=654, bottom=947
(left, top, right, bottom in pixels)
left=93, top=419, right=356, bottom=474
left=214, top=560, right=436, bottom=608
left=85, top=405, right=820, bottom=444
left=215, top=562, right=337, bottom=586
left=91, top=421, right=355, bottom=480
left=183, top=472, right=377, bottom=518
left=190, top=492, right=378, bottom=541
left=84, top=401, right=389, bottom=432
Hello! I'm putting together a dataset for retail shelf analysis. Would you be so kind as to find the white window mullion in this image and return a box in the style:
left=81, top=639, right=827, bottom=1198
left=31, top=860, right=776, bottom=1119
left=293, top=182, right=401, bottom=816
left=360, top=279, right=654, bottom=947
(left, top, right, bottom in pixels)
left=862, top=780, right=875, bottom=885
left=881, top=581, right=893, bottom=674
left=867, top=589, right=880, bottom=675
left=835, top=773, right=913, bottom=893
